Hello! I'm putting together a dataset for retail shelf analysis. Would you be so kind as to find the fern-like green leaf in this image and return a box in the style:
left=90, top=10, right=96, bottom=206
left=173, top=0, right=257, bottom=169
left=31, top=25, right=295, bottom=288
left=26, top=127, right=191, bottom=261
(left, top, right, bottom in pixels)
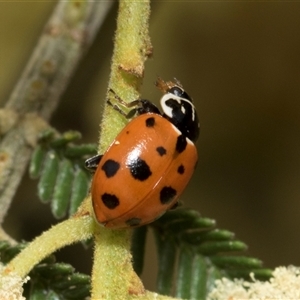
left=0, top=241, right=90, bottom=300
left=131, top=208, right=273, bottom=300
left=29, top=129, right=97, bottom=219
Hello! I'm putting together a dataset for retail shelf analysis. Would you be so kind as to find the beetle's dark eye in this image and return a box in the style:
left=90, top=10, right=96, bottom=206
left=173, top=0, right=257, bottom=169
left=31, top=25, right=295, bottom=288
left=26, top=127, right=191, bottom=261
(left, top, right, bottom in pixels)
left=169, top=87, right=183, bottom=97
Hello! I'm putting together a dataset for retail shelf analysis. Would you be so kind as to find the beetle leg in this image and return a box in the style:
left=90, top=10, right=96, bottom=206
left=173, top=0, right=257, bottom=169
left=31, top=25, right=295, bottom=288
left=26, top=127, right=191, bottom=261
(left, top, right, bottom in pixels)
left=108, top=89, right=140, bottom=108
left=169, top=201, right=179, bottom=210
left=85, top=154, right=103, bottom=172
left=107, top=99, right=138, bottom=119
left=136, top=99, right=161, bottom=115
left=107, top=89, right=161, bottom=118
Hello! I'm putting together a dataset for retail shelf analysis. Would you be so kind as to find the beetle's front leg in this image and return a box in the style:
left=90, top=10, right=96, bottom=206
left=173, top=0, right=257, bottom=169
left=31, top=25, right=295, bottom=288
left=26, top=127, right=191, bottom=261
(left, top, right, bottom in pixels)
left=85, top=154, right=103, bottom=172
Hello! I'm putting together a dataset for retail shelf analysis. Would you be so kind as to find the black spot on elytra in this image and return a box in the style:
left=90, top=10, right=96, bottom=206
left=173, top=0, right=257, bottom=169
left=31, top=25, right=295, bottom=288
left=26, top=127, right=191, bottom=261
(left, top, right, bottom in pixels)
left=125, top=217, right=142, bottom=227
left=156, top=146, right=167, bottom=156
left=176, top=135, right=187, bottom=153
left=177, top=164, right=185, bottom=174
left=145, top=117, right=155, bottom=127
left=127, top=157, right=152, bottom=181
left=160, top=186, right=177, bottom=204
left=101, top=159, right=120, bottom=178
left=101, top=193, right=119, bottom=209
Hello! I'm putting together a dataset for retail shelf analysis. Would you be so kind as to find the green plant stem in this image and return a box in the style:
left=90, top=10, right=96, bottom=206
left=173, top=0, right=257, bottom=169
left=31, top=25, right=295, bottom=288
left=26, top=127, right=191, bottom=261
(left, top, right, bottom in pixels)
left=91, top=0, right=152, bottom=299
left=92, top=227, right=145, bottom=299
left=97, top=0, right=152, bottom=154
left=2, top=215, right=94, bottom=278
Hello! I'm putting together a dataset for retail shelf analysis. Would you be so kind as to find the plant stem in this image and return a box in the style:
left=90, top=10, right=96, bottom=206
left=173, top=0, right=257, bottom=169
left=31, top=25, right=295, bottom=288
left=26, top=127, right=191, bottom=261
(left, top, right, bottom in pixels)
left=92, top=227, right=145, bottom=299
left=91, top=0, right=152, bottom=299
left=97, top=0, right=152, bottom=154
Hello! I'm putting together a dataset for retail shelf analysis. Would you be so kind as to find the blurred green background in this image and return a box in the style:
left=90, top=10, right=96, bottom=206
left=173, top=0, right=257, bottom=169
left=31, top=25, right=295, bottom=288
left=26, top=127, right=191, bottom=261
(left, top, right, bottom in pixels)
left=1, top=1, right=300, bottom=291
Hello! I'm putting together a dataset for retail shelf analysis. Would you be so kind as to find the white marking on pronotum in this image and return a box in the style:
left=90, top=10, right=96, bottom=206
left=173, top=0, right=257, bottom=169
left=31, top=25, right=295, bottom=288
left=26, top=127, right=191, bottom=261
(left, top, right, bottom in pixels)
left=181, top=105, right=186, bottom=115
left=160, top=93, right=196, bottom=121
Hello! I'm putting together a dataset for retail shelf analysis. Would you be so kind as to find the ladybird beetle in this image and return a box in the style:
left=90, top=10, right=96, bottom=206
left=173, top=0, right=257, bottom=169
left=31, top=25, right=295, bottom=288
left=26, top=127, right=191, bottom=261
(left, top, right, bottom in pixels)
left=85, top=78, right=199, bottom=229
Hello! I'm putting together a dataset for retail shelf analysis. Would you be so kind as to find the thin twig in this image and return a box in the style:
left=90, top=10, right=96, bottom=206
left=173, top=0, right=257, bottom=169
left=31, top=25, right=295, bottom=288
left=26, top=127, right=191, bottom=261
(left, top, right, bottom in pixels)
left=0, top=1, right=113, bottom=228
left=3, top=215, right=94, bottom=278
